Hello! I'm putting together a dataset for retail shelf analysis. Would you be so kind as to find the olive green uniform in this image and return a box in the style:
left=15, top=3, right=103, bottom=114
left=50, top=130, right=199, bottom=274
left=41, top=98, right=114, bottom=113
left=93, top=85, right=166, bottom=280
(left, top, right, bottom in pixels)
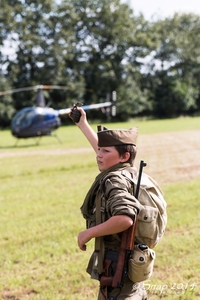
left=81, top=163, right=148, bottom=300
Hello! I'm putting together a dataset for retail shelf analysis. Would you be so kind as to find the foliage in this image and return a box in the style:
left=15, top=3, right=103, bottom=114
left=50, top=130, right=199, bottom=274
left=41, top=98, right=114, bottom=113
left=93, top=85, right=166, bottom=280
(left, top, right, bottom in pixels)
left=1, top=2, right=200, bottom=126
left=0, top=75, right=16, bottom=127
left=143, top=13, right=200, bottom=117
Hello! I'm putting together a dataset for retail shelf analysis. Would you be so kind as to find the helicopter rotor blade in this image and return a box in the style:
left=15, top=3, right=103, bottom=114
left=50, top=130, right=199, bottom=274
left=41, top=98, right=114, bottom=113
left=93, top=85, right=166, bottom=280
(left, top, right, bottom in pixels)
left=0, top=86, right=38, bottom=96
left=82, top=102, right=112, bottom=111
left=58, top=101, right=113, bottom=116
left=0, top=85, right=69, bottom=96
left=0, top=84, right=116, bottom=117
left=58, top=91, right=117, bottom=116
left=40, top=85, right=69, bottom=90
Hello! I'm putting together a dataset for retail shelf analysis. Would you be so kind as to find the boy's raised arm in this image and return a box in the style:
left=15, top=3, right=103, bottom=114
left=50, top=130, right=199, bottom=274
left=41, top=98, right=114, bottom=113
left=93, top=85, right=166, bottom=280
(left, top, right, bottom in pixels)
left=69, top=107, right=98, bottom=154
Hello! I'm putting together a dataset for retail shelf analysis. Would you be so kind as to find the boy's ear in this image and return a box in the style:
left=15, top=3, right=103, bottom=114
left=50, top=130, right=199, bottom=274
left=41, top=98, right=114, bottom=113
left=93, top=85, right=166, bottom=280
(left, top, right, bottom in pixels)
left=120, top=152, right=130, bottom=162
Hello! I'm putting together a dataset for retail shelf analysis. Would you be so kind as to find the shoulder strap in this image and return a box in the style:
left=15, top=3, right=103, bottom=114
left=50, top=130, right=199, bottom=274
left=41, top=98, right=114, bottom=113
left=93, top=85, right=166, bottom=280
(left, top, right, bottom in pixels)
left=94, top=189, right=105, bottom=274
left=121, top=168, right=137, bottom=196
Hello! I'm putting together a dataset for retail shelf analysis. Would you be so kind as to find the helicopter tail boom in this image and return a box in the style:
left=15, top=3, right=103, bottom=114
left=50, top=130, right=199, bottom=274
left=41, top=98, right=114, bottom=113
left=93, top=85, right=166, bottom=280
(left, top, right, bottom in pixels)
left=58, top=90, right=117, bottom=117
left=58, top=101, right=113, bottom=116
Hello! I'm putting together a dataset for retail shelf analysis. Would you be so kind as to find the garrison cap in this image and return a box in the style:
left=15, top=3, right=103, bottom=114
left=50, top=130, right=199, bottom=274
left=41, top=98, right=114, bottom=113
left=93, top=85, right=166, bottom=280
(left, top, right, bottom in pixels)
left=97, top=125, right=138, bottom=147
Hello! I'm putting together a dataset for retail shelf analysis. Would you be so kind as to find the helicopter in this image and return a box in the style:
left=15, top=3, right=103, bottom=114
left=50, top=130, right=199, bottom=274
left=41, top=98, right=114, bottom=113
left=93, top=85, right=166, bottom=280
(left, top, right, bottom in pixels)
left=0, top=85, right=116, bottom=143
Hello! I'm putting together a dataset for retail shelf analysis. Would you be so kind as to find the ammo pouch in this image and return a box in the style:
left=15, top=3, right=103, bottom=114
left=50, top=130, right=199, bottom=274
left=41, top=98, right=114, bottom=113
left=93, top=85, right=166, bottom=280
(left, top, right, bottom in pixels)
left=128, top=244, right=155, bottom=283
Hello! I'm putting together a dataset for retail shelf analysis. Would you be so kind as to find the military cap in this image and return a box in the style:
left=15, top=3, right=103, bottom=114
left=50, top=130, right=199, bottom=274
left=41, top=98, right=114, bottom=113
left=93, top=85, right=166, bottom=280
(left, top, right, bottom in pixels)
left=97, top=125, right=138, bottom=147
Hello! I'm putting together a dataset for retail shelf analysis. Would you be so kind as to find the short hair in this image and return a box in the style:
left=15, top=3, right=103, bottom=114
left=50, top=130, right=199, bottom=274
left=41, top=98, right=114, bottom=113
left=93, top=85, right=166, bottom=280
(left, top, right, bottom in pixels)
left=114, top=144, right=137, bottom=166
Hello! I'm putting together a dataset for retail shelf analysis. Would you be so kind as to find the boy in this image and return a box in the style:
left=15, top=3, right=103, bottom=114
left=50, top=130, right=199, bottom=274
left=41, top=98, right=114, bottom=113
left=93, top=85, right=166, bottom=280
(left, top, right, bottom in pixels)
left=70, top=107, right=148, bottom=300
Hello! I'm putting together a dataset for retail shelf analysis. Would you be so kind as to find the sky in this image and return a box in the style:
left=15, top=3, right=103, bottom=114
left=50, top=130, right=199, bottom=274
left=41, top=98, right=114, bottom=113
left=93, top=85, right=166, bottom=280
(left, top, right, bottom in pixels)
left=123, top=0, right=200, bottom=20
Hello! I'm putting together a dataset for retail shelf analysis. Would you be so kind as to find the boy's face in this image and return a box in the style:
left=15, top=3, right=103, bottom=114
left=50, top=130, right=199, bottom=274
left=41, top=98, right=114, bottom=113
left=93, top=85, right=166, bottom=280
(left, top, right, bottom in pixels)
left=97, top=146, right=124, bottom=171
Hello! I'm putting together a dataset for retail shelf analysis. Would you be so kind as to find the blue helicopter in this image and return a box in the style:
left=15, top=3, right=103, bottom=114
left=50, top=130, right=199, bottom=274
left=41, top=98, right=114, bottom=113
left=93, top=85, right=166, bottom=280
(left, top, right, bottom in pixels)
left=0, top=85, right=116, bottom=141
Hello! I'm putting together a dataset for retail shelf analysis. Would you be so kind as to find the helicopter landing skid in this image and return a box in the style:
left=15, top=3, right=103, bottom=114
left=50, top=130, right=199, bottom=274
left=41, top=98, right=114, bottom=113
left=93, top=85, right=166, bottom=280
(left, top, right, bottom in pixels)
left=51, top=132, right=62, bottom=144
left=13, top=137, right=42, bottom=147
left=34, top=136, right=42, bottom=145
left=13, top=132, right=62, bottom=147
left=33, top=133, right=62, bottom=145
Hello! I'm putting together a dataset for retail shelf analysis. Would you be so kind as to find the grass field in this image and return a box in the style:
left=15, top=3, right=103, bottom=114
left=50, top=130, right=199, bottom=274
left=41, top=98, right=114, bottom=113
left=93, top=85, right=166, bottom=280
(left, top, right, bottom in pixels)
left=0, top=116, right=200, bottom=300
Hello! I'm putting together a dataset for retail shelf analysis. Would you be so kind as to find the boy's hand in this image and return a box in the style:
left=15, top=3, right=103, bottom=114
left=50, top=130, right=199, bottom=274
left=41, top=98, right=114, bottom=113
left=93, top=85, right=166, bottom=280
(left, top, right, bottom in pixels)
left=78, top=230, right=91, bottom=251
left=69, top=106, right=86, bottom=124
left=70, top=103, right=83, bottom=123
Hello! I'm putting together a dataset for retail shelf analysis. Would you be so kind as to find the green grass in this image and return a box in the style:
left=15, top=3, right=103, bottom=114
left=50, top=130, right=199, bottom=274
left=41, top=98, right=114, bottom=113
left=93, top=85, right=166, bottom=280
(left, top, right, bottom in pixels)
left=149, top=180, right=200, bottom=299
left=0, top=116, right=200, bottom=299
left=1, top=114, right=200, bottom=149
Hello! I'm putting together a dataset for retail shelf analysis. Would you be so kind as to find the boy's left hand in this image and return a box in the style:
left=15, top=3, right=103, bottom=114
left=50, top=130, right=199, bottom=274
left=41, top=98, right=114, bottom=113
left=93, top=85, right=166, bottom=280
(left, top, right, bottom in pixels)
left=78, top=230, right=90, bottom=251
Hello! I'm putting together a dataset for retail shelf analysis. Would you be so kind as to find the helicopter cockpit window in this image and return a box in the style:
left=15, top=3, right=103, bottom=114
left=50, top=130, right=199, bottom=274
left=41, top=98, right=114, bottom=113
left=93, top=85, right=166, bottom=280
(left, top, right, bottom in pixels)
left=12, top=108, right=36, bottom=129
left=45, top=113, right=56, bottom=120
left=32, top=114, right=46, bottom=124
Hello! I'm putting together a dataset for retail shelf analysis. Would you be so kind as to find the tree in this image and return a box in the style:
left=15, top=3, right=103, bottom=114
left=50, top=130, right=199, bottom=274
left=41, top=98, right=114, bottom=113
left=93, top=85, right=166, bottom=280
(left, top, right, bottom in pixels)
left=144, top=13, right=200, bottom=117
left=1, top=0, right=154, bottom=122
left=0, top=75, right=15, bottom=127
left=1, top=0, right=85, bottom=111
left=71, top=0, right=154, bottom=119
left=2, top=1, right=200, bottom=126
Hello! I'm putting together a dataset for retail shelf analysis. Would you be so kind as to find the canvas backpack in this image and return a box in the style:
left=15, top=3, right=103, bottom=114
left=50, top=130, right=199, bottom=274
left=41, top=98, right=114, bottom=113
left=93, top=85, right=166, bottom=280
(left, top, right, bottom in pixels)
left=97, top=167, right=167, bottom=284
left=120, top=168, right=167, bottom=249
left=101, top=167, right=167, bottom=249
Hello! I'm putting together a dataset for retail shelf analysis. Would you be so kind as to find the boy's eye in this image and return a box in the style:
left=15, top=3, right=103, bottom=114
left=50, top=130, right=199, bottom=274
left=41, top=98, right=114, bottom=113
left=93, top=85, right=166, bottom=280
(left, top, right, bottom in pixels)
left=103, top=149, right=110, bottom=153
left=98, top=147, right=110, bottom=153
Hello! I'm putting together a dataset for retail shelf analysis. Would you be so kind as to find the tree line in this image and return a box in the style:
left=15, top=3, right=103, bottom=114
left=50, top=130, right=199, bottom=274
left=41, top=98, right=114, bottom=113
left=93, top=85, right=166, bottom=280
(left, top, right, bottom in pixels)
left=1, top=0, right=200, bottom=127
